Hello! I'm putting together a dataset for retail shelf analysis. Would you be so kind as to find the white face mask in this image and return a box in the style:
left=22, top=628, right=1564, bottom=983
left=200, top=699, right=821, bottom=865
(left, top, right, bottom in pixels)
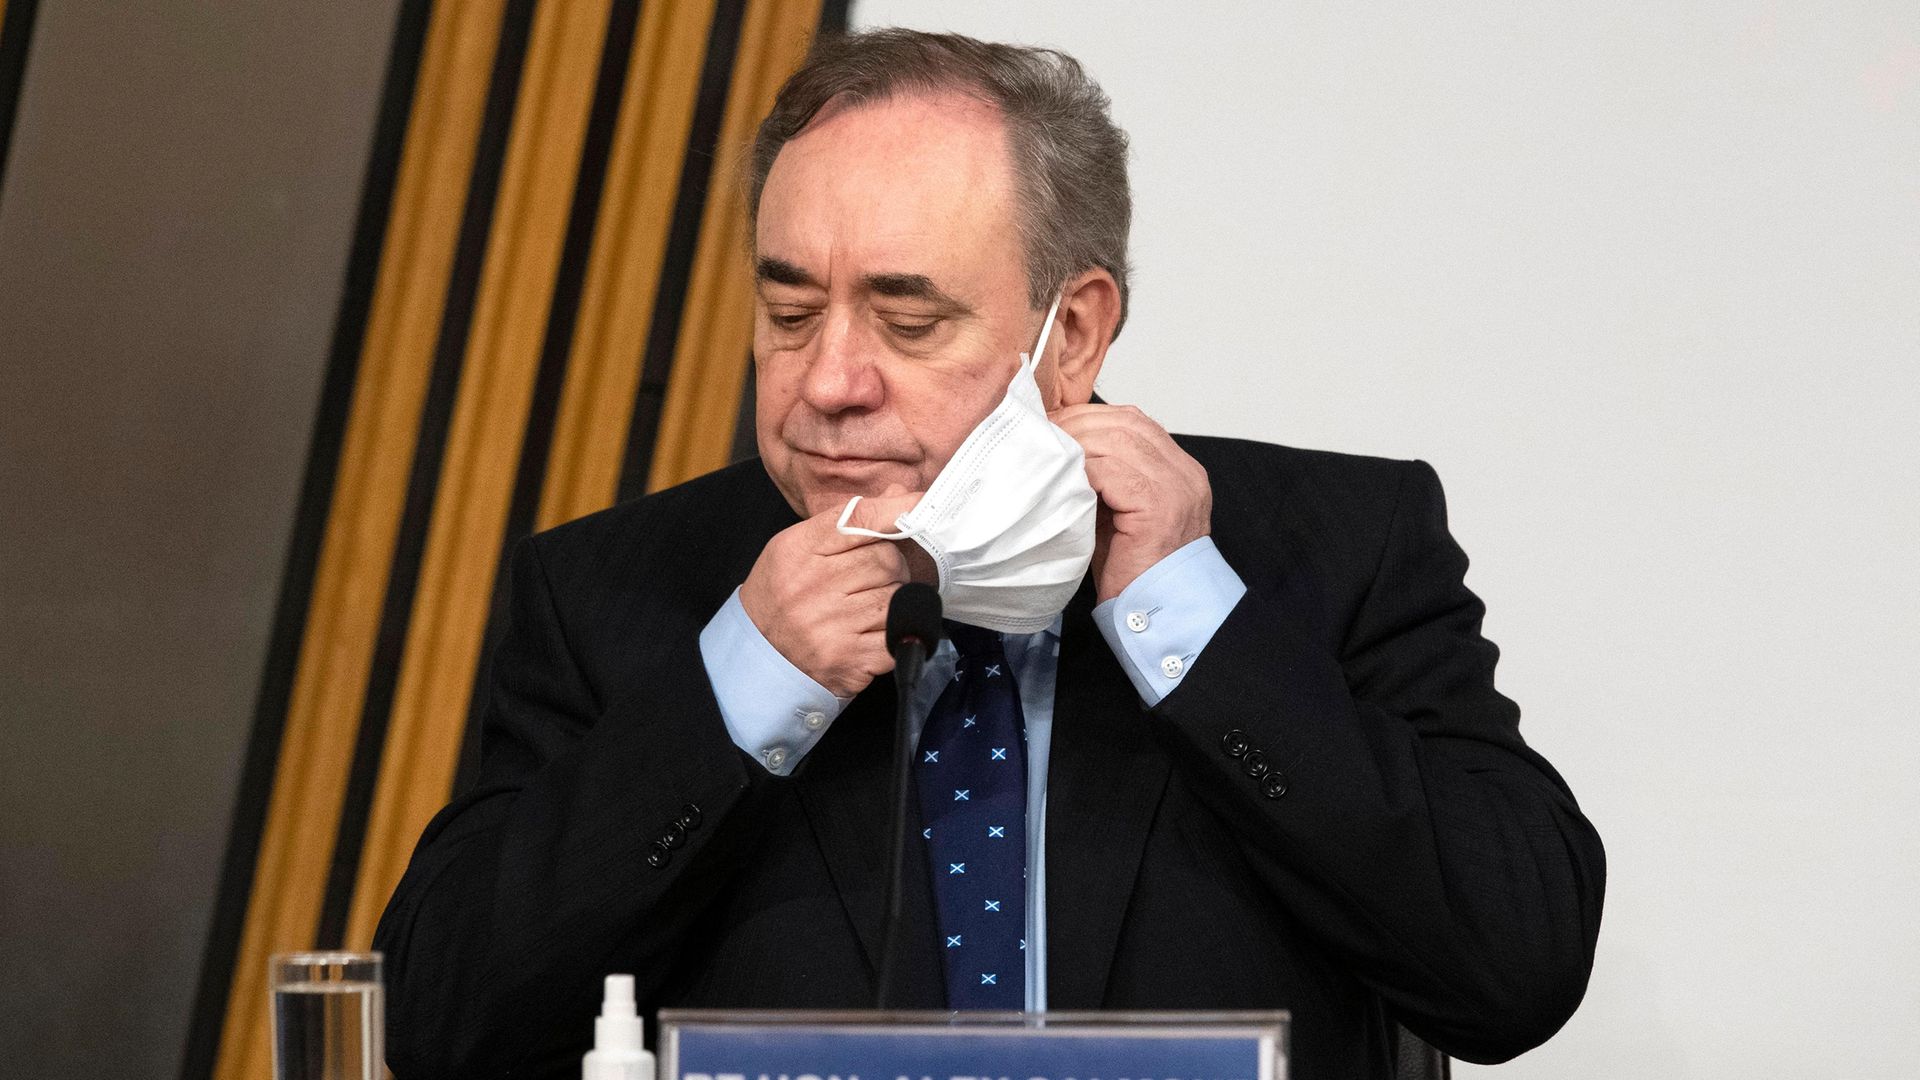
left=836, top=295, right=1097, bottom=633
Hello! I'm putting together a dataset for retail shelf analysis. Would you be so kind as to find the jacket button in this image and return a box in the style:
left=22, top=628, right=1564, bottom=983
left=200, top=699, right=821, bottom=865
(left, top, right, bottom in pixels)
left=646, top=841, right=672, bottom=868
left=678, top=803, right=702, bottom=830
left=1220, top=729, right=1250, bottom=758
left=662, top=821, right=687, bottom=849
left=1241, top=750, right=1270, bottom=779
left=1262, top=772, right=1289, bottom=799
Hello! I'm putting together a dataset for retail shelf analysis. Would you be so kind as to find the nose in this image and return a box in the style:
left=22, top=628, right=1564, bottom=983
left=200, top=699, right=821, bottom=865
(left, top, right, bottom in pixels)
left=798, top=310, right=885, bottom=415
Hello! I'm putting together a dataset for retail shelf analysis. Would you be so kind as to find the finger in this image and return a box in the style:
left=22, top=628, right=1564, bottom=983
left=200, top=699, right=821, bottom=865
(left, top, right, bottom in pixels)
left=1081, top=454, right=1159, bottom=513
left=846, top=582, right=909, bottom=631
left=1053, top=404, right=1167, bottom=442
left=1069, top=421, right=1162, bottom=454
left=838, top=543, right=911, bottom=594
left=1056, top=415, right=1178, bottom=469
left=1047, top=401, right=1128, bottom=426
left=856, top=629, right=898, bottom=677
left=802, top=492, right=920, bottom=555
left=1050, top=401, right=1160, bottom=430
left=843, top=491, right=923, bottom=532
left=797, top=506, right=885, bottom=556
left=810, top=491, right=926, bottom=553
left=1069, top=423, right=1183, bottom=475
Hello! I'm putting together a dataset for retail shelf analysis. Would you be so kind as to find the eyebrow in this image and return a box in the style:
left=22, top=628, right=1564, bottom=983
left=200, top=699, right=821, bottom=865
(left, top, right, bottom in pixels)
left=864, top=273, right=970, bottom=313
left=755, top=257, right=818, bottom=288
left=755, top=257, right=973, bottom=314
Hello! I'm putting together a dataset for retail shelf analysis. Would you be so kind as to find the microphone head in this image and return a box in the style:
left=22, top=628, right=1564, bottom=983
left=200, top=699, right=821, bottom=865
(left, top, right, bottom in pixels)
left=885, top=583, right=943, bottom=660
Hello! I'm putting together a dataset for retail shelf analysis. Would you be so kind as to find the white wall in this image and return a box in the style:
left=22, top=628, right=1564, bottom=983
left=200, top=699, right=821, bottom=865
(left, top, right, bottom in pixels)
left=854, top=3, right=1920, bottom=1076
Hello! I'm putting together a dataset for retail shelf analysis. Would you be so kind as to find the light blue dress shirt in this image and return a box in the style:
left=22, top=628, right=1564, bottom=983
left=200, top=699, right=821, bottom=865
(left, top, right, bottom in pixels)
left=698, top=536, right=1247, bottom=1010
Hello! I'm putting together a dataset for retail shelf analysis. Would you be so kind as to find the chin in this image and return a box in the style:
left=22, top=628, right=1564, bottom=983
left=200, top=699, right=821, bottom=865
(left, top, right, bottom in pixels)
left=800, top=485, right=879, bottom=519
left=790, top=460, right=921, bottom=512
left=761, top=466, right=870, bottom=520
left=800, top=492, right=853, bottom=519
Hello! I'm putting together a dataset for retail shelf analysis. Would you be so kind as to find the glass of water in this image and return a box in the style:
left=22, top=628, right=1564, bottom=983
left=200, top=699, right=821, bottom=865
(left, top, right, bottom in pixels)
left=270, top=951, right=384, bottom=1080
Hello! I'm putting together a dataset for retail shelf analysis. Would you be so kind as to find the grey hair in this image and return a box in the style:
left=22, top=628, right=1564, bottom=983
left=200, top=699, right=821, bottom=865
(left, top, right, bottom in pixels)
left=747, top=28, right=1133, bottom=335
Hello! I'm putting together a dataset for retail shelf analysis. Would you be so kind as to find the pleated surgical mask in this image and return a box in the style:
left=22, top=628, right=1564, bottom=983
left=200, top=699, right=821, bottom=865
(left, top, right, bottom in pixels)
left=837, top=295, right=1097, bottom=633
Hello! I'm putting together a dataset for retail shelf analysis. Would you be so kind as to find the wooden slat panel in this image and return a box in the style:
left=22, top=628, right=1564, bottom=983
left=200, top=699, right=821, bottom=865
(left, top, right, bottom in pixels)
left=645, top=0, right=824, bottom=493
left=343, top=0, right=614, bottom=950
left=536, top=0, right=719, bottom=530
left=210, top=5, right=510, bottom=1079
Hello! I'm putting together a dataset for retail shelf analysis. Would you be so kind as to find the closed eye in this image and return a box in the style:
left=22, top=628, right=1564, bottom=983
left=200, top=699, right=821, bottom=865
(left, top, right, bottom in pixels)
left=887, top=320, right=938, bottom=340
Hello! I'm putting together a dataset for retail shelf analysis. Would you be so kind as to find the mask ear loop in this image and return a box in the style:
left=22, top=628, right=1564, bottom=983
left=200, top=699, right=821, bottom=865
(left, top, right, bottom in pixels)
left=835, top=494, right=919, bottom=539
left=1019, top=293, right=1065, bottom=369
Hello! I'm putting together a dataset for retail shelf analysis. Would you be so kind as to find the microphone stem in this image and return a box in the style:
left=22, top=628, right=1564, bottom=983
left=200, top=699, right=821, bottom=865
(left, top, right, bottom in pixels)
left=875, top=640, right=925, bottom=1010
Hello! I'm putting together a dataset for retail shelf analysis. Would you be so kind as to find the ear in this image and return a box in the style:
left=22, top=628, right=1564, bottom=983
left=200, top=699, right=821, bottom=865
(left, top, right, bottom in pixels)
left=1038, top=267, right=1121, bottom=410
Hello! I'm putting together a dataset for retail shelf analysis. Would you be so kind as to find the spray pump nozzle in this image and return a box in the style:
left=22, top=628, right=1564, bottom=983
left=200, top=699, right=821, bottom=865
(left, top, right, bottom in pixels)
left=584, top=974, right=653, bottom=1080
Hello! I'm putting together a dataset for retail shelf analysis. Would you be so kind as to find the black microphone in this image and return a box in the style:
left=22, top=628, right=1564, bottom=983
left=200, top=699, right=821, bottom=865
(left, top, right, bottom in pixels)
left=876, top=583, right=941, bottom=1009
left=885, top=581, right=943, bottom=668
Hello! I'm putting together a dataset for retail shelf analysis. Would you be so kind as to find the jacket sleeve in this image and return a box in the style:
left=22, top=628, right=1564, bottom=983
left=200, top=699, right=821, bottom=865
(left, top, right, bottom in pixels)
left=373, top=535, right=774, bottom=1079
left=1148, top=459, right=1606, bottom=1064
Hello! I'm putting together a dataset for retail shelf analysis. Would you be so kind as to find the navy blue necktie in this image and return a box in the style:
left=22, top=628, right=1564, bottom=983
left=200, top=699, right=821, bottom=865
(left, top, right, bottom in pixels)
left=917, top=620, right=1027, bottom=1009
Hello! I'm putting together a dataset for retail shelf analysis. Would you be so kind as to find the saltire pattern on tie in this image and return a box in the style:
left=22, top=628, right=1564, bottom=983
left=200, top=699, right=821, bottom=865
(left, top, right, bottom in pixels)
left=917, top=620, right=1027, bottom=1009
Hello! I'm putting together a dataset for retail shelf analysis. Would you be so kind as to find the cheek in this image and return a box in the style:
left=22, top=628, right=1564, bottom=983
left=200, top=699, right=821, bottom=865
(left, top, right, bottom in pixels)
left=753, top=340, right=805, bottom=405
left=898, top=372, right=1005, bottom=475
left=752, top=355, right=798, bottom=447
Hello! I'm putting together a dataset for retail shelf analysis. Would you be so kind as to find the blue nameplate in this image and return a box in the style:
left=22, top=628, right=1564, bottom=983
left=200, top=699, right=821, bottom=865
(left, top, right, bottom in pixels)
left=660, top=1011, right=1289, bottom=1080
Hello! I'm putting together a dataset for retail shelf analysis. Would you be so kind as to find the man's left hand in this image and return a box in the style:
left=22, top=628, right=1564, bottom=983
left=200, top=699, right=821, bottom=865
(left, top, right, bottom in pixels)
left=1050, top=403, right=1213, bottom=603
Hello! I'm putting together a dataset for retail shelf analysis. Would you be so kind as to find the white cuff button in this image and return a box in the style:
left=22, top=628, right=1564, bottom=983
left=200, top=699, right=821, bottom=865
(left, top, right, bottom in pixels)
left=1126, top=611, right=1150, bottom=633
left=1160, top=655, right=1185, bottom=679
left=765, top=746, right=789, bottom=770
left=802, top=710, right=826, bottom=731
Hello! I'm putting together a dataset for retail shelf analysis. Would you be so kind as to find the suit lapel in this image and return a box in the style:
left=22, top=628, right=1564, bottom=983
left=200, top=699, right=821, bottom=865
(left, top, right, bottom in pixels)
left=792, top=677, right=946, bottom=1006
left=1045, top=578, right=1172, bottom=1008
left=792, top=679, right=895, bottom=965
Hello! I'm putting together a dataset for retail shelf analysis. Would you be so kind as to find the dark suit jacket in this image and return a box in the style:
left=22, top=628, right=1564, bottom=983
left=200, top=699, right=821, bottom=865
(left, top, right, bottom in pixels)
left=375, top=436, right=1606, bottom=1080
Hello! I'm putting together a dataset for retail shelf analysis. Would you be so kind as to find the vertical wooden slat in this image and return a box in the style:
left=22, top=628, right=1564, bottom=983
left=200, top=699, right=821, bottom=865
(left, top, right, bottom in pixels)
left=210, top=5, right=510, bottom=1080
left=343, top=0, right=614, bottom=951
left=536, top=0, right=719, bottom=530
left=645, top=0, right=824, bottom=493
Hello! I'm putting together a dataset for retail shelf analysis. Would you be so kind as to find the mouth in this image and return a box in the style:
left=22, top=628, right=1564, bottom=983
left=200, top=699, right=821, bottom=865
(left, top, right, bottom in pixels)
left=796, top=449, right=903, bottom=468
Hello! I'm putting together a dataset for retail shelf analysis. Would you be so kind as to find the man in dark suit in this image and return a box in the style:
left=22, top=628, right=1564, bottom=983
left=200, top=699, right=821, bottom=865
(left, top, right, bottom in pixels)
left=376, top=29, right=1604, bottom=1080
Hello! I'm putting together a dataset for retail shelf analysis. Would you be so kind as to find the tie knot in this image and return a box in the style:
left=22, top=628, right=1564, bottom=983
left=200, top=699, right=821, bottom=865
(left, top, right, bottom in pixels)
left=943, top=620, right=1002, bottom=660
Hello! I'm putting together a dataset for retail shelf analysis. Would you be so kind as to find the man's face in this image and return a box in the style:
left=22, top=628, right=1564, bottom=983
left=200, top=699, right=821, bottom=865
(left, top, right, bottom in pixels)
left=753, top=91, right=1043, bottom=518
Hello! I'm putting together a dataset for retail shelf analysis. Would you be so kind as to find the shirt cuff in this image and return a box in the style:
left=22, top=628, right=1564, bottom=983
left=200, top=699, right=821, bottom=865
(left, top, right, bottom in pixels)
left=1092, top=537, right=1248, bottom=707
left=698, top=587, right=849, bottom=776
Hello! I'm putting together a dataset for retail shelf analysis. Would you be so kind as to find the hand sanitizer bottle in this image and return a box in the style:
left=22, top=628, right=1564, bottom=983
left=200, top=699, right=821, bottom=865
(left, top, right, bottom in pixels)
left=583, top=974, right=654, bottom=1080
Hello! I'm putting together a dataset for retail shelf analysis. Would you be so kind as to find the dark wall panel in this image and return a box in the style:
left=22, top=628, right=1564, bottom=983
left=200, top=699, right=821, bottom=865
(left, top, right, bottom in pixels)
left=0, top=2, right=399, bottom=1076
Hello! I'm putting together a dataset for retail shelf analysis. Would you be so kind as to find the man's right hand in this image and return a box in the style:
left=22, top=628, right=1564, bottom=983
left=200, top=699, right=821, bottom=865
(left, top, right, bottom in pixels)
left=738, top=493, right=924, bottom=699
